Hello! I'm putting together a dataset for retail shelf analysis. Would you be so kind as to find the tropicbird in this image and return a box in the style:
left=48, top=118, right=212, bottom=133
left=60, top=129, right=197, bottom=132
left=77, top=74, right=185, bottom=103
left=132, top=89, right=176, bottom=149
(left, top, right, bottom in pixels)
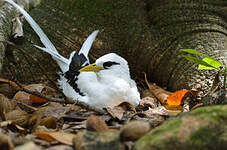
left=5, top=0, right=141, bottom=108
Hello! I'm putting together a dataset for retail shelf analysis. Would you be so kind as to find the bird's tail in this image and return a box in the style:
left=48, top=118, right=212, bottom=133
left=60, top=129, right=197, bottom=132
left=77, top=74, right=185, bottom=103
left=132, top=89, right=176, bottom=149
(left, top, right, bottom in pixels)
left=5, top=0, right=69, bottom=72
left=5, top=0, right=99, bottom=72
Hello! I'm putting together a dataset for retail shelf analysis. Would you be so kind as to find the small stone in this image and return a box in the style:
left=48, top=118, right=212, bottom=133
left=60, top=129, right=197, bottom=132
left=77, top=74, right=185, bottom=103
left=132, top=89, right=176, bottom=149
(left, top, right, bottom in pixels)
left=73, top=131, right=123, bottom=150
left=86, top=115, right=108, bottom=132
left=120, top=121, right=150, bottom=141
left=14, top=141, right=41, bottom=150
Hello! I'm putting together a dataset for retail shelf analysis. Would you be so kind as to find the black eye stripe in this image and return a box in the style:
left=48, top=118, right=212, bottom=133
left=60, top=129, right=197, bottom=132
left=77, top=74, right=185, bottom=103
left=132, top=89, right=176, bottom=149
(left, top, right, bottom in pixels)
left=103, top=61, right=120, bottom=69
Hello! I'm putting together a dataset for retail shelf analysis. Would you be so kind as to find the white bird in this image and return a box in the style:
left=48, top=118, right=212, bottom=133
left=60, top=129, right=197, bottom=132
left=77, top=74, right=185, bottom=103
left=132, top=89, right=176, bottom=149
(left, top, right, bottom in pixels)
left=5, top=0, right=141, bottom=108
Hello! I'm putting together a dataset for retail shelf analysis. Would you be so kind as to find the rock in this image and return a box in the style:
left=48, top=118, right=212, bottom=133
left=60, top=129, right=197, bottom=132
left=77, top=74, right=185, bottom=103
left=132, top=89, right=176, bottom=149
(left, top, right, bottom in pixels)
left=14, top=141, right=41, bottom=150
left=134, top=105, right=227, bottom=150
left=120, top=121, right=150, bottom=141
left=46, top=145, right=73, bottom=150
left=73, top=131, right=123, bottom=150
left=86, top=115, right=108, bottom=132
left=202, top=89, right=227, bottom=105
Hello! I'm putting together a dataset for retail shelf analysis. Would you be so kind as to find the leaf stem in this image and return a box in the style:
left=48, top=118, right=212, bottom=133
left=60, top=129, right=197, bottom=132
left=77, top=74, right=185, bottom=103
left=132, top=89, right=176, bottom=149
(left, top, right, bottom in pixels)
left=224, top=66, right=227, bottom=89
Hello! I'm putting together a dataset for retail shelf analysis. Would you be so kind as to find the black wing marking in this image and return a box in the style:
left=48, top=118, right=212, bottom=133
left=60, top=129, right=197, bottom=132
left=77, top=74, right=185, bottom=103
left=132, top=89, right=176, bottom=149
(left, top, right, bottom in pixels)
left=64, top=53, right=89, bottom=96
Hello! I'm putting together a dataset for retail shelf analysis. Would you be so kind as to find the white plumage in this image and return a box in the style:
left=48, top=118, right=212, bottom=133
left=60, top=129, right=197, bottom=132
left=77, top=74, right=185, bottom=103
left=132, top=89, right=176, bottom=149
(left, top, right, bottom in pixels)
left=5, top=0, right=141, bottom=108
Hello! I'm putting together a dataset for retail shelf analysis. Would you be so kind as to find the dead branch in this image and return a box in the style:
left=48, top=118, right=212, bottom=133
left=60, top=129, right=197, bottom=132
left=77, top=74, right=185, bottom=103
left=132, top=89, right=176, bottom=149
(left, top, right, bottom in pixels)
left=10, top=79, right=106, bottom=114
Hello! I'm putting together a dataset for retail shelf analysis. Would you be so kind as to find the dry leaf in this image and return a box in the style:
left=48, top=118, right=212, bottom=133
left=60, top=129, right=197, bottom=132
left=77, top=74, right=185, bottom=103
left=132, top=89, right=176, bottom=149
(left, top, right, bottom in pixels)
left=0, top=78, right=23, bottom=98
left=5, top=110, right=29, bottom=127
left=0, top=94, right=17, bottom=120
left=0, top=133, right=14, bottom=150
left=86, top=115, right=108, bottom=132
left=0, top=120, right=27, bottom=134
left=14, top=84, right=61, bottom=104
left=118, top=102, right=136, bottom=112
left=105, top=107, right=125, bottom=120
left=138, top=96, right=159, bottom=110
left=145, top=106, right=182, bottom=116
left=29, top=95, right=48, bottom=103
left=35, top=116, right=57, bottom=129
left=34, top=131, right=76, bottom=145
left=147, top=83, right=172, bottom=104
left=164, top=89, right=190, bottom=110
left=105, top=102, right=136, bottom=121
left=14, top=91, right=47, bottom=104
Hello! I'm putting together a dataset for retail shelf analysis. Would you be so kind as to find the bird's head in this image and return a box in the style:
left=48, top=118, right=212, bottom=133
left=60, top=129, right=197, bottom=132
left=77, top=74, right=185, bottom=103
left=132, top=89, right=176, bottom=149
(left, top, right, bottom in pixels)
left=79, top=53, right=130, bottom=75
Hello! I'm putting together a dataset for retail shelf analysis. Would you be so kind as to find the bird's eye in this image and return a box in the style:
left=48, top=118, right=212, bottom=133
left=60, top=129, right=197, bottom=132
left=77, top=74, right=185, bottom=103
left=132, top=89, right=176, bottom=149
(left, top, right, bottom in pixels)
left=103, top=61, right=120, bottom=69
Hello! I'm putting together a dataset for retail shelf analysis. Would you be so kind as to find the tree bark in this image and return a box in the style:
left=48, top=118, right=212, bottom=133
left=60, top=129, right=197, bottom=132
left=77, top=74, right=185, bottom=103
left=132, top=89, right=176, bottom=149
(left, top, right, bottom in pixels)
left=0, top=0, right=41, bottom=79
left=0, top=0, right=226, bottom=92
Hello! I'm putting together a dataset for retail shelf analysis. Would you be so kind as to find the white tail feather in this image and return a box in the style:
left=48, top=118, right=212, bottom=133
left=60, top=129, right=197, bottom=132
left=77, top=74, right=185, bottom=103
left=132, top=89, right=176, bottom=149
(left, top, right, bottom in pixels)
left=5, top=0, right=99, bottom=73
left=5, top=0, right=68, bottom=72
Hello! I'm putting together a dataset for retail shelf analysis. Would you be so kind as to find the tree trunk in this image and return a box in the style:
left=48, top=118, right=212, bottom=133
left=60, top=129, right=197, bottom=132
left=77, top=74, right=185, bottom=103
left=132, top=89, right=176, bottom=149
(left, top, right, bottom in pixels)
left=0, top=0, right=226, bottom=92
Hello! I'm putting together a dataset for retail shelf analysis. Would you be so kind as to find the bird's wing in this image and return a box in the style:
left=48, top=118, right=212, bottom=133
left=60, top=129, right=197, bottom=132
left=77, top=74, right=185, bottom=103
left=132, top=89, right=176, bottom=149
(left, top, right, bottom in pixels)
left=5, top=0, right=69, bottom=72
left=67, top=30, right=99, bottom=73
left=78, top=30, right=99, bottom=65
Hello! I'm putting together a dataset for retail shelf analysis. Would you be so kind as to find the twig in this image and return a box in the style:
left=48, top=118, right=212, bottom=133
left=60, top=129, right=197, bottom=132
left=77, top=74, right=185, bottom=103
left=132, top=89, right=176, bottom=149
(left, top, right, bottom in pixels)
left=12, top=98, right=38, bottom=112
left=12, top=80, right=106, bottom=114
left=191, top=103, right=203, bottom=110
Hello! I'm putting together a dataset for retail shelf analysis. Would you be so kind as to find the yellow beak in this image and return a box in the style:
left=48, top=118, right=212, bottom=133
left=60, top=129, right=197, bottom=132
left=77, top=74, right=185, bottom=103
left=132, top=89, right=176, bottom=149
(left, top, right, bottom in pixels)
left=79, top=63, right=104, bottom=72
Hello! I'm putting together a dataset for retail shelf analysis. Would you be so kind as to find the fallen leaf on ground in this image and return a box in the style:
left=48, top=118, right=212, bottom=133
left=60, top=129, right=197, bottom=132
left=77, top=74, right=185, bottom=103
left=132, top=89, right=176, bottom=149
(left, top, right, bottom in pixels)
left=0, top=133, right=14, bottom=150
left=0, top=120, right=27, bottom=134
left=164, top=89, right=190, bottom=110
left=35, top=116, right=57, bottom=129
left=14, top=84, right=61, bottom=104
left=14, top=91, right=47, bottom=104
left=145, top=106, right=182, bottom=116
left=118, top=102, right=136, bottom=112
left=105, top=106, right=125, bottom=120
left=34, top=131, right=76, bottom=145
left=0, top=94, right=17, bottom=120
left=147, top=83, right=172, bottom=104
left=105, top=102, right=136, bottom=121
left=5, top=109, right=29, bottom=127
left=138, top=96, right=159, bottom=110
left=0, top=78, right=22, bottom=98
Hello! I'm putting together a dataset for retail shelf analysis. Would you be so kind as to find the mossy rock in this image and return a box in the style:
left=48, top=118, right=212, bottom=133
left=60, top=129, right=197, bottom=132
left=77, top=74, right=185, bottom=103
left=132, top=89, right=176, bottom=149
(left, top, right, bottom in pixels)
left=134, top=105, right=227, bottom=150
left=73, top=131, right=123, bottom=150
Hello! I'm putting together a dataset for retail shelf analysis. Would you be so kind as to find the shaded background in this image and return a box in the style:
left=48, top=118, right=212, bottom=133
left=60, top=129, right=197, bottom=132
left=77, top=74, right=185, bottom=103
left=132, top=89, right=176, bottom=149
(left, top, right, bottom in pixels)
left=1, top=0, right=226, bottom=92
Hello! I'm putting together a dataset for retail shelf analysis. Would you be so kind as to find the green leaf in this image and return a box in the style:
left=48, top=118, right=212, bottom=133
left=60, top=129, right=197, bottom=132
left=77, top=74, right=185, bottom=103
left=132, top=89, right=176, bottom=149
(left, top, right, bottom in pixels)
left=198, top=64, right=216, bottom=70
left=198, top=57, right=222, bottom=70
left=180, top=49, right=209, bottom=57
left=180, top=55, right=216, bottom=69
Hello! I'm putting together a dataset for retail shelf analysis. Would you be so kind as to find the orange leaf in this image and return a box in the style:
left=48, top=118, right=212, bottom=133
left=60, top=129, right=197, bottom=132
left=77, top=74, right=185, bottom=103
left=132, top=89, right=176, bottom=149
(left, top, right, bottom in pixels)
left=165, top=89, right=189, bottom=110
left=34, top=131, right=76, bottom=145
left=14, top=91, right=47, bottom=103
left=14, top=91, right=30, bottom=103
left=29, top=94, right=48, bottom=103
